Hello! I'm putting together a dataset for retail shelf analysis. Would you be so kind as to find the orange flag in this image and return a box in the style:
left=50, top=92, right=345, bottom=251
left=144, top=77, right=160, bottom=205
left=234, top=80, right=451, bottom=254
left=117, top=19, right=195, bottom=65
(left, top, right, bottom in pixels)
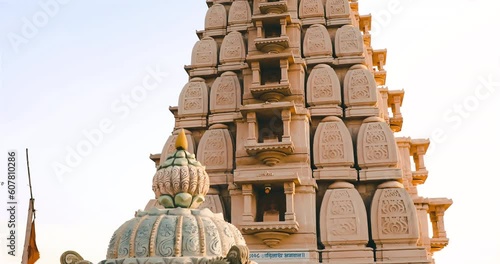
left=27, top=219, right=40, bottom=264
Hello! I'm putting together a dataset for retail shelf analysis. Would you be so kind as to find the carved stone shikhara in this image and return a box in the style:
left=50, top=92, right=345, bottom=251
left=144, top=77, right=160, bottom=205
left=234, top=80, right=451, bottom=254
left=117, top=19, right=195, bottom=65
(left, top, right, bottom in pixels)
left=63, top=1, right=452, bottom=263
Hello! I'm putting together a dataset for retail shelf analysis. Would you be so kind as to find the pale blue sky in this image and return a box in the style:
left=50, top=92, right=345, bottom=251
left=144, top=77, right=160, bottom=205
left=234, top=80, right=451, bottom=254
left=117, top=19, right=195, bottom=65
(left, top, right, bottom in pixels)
left=1, top=1, right=499, bottom=263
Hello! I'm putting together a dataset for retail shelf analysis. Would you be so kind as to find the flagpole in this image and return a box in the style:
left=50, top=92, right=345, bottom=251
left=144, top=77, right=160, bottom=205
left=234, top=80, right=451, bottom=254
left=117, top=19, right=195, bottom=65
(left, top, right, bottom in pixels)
left=21, top=148, right=35, bottom=264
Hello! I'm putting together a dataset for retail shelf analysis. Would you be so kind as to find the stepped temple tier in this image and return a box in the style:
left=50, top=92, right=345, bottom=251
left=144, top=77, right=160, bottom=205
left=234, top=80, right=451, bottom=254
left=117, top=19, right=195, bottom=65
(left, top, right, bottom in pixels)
left=62, top=1, right=452, bottom=263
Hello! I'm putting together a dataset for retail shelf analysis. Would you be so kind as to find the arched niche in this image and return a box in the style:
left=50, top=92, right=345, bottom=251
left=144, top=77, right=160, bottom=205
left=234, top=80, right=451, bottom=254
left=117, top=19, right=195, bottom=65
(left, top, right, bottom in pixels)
left=210, top=71, right=241, bottom=113
left=159, top=129, right=196, bottom=164
left=371, top=181, right=420, bottom=248
left=228, top=0, right=251, bottom=31
left=303, top=24, right=332, bottom=59
left=306, top=64, right=341, bottom=107
left=326, top=0, right=350, bottom=21
left=299, top=0, right=325, bottom=25
left=197, top=124, right=234, bottom=185
left=178, top=77, right=209, bottom=117
left=320, top=181, right=369, bottom=248
left=313, top=116, right=356, bottom=180
left=343, top=64, right=377, bottom=112
left=204, top=4, right=227, bottom=36
left=334, top=25, right=364, bottom=57
left=356, top=116, right=398, bottom=167
left=191, top=37, right=218, bottom=69
left=220, top=31, right=246, bottom=65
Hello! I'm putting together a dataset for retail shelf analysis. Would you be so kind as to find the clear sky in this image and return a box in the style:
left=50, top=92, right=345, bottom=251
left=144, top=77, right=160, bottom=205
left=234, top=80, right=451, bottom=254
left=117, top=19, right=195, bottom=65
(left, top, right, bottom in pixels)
left=0, top=1, right=499, bottom=263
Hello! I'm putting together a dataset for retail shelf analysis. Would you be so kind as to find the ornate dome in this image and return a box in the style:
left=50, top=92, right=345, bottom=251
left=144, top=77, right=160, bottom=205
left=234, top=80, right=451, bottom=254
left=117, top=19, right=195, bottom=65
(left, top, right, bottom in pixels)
left=153, top=129, right=210, bottom=209
left=102, top=207, right=246, bottom=263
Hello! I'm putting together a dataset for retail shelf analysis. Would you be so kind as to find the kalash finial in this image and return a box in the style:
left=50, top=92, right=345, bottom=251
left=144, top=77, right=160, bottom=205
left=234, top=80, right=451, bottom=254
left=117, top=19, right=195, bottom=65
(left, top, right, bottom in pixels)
left=175, top=128, right=188, bottom=150
left=152, top=128, right=210, bottom=209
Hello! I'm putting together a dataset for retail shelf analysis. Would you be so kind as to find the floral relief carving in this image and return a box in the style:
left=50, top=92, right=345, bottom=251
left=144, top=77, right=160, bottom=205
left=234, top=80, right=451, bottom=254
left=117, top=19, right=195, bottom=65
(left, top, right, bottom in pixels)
left=365, top=145, right=389, bottom=161
left=205, top=4, right=227, bottom=30
left=382, top=216, right=409, bottom=235
left=364, top=123, right=390, bottom=161
left=312, top=69, right=334, bottom=98
left=307, top=64, right=341, bottom=107
left=331, top=199, right=354, bottom=215
left=184, top=98, right=203, bottom=111
left=216, top=81, right=236, bottom=106
left=320, top=183, right=369, bottom=247
left=319, top=123, right=345, bottom=161
left=192, top=38, right=217, bottom=67
left=228, top=1, right=250, bottom=24
left=328, top=0, right=347, bottom=14
left=300, top=0, right=324, bottom=17
left=378, top=188, right=410, bottom=235
left=179, top=78, right=208, bottom=116
left=338, top=26, right=362, bottom=54
left=308, top=28, right=327, bottom=52
left=198, top=127, right=232, bottom=172
left=349, top=70, right=371, bottom=100
left=211, top=72, right=240, bottom=113
left=331, top=217, right=357, bottom=235
left=221, top=32, right=245, bottom=63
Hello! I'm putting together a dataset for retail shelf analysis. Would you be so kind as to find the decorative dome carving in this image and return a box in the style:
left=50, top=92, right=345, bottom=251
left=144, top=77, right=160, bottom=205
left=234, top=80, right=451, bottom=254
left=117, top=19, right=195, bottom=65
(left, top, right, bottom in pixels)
left=153, top=129, right=210, bottom=209
left=104, top=208, right=246, bottom=263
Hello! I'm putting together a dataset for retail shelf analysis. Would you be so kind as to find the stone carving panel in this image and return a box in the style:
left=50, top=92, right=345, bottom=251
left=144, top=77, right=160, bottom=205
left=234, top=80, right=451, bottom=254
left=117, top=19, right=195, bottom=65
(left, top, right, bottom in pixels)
left=371, top=181, right=420, bottom=245
left=326, top=0, right=350, bottom=19
left=303, top=24, right=332, bottom=58
left=320, top=181, right=369, bottom=247
left=205, top=4, right=227, bottom=31
left=210, top=71, right=241, bottom=113
left=178, top=78, right=209, bottom=117
left=299, top=0, right=325, bottom=18
left=306, top=64, right=340, bottom=106
left=197, top=125, right=234, bottom=174
left=356, top=117, right=399, bottom=168
left=313, top=116, right=354, bottom=168
left=335, top=25, right=364, bottom=57
left=343, top=64, right=377, bottom=107
left=220, top=31, right=246, bottom=65
left=228, top=0, right=251, bottom=27
left=191, top=37, right=218, bottom=68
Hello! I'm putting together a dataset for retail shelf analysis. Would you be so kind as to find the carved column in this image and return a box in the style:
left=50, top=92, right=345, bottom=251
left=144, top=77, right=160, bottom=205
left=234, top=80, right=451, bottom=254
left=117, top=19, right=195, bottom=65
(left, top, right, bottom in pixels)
left=251, top=61, right=260, bottom=86
left=430, top=207, right=447, bottom=239
left=284, top=182, right=296, bottom=221
left=390, top=93, right=403, bottom=119
left=281, top=109, right=291, bottom=143
left=280, top=59, right=289, bottom=84
left=280, top=18, right=287, bottom=37
left=413, top=145, right=426, bottom=172
left=246, top=112, right=257, bottom=145
left=242, top=184, right=254, bottom=222
left=256, top=20, right=263, bottom=38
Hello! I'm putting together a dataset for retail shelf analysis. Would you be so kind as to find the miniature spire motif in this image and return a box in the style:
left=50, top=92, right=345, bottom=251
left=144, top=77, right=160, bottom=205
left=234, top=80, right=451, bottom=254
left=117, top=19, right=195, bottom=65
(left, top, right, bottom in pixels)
left=152, top=128, right=210, bottom=209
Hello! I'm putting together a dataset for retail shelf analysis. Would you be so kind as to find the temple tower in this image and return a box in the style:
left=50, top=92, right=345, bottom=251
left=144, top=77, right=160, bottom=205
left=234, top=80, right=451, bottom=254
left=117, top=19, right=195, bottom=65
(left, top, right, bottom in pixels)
left=150, top=1, right=453, bottom=263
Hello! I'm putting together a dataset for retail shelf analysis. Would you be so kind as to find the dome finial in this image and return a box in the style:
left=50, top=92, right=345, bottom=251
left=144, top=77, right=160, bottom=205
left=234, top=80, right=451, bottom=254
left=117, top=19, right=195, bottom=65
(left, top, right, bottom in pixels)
left=175, top=128, right=188, bottom=150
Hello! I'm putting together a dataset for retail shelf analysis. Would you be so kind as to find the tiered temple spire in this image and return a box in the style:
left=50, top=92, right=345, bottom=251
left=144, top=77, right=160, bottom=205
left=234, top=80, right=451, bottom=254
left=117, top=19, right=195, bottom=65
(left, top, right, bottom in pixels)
left=148, top=1, right=452, bottom=263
